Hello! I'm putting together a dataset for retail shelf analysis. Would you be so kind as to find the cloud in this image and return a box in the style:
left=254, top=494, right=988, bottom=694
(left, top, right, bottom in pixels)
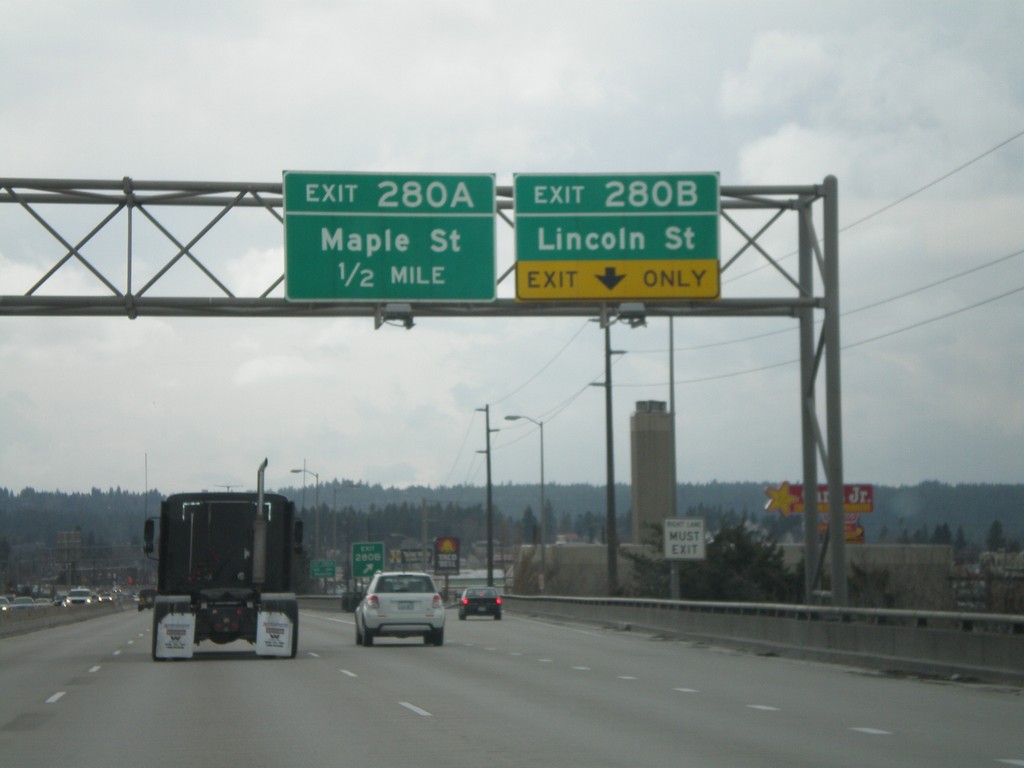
left=1, top=2, right=1022, bottom=493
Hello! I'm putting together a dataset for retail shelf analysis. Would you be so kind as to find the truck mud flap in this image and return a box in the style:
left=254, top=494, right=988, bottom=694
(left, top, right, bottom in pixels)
left=153, top=596, right=196, bottom=660
left=256, top=593, right=298, bottom=658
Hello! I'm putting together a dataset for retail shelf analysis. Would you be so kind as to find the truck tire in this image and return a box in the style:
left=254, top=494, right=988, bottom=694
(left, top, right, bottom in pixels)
left=151, top=630, right=164, bottom=661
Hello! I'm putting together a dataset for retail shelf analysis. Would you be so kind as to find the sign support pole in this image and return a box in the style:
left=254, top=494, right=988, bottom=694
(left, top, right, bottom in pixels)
left=823, top=175, right=848, bottom=606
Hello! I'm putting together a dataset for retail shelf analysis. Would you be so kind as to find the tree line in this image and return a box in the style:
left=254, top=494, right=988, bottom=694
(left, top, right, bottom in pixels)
left=2, top=480, right=1021, bottom=591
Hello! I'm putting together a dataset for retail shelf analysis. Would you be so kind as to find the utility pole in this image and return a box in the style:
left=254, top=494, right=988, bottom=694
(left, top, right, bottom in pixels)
left=603, top=323, right=618, bottom=594
left=476, top=405, right=496, bottom=587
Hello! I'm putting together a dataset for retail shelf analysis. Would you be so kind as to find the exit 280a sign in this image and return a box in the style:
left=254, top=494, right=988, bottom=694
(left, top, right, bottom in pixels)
left=284, top=172, right=496, bottom=302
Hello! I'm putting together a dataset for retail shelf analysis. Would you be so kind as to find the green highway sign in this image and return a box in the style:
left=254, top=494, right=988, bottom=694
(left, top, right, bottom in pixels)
left=514, top=173, right=720, bottom=301
left=310, top=559, right=336, bottom=579
left=284, top=171, right=496, bottom=302
left=351, top=541, right=385, bottom=579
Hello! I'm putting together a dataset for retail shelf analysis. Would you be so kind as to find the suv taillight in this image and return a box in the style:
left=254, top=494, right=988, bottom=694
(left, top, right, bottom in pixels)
left=496, top=596, right=502, bottom=605
left=432, top=594, right=443, bottom=610
left=366, top=595, right=380, bottom=610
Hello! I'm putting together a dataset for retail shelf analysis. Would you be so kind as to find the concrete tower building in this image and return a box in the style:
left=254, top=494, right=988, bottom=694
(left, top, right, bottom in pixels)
left=630, top=400, right=676, bottom=545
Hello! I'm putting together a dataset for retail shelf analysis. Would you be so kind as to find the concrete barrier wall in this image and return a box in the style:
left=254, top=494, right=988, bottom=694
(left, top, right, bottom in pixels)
left=505, top=596, right=1024, bottom=686
left=0, top=601, right=127, bottom=638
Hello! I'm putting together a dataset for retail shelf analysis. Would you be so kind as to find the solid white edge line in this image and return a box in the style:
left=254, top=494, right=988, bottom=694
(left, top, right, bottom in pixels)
left=400, top=702, right=432, bottom=717
left=849, top=727, right=892, bottom=736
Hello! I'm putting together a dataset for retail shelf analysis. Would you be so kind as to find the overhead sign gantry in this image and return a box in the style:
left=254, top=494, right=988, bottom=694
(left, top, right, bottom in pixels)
left=0, top=174, right=847, bottom=605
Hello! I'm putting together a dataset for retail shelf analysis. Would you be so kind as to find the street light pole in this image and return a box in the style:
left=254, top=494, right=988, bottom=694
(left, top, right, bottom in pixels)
left=291, top=463, right=320, bottom=560
left=505, top=414, right=545, bottom=593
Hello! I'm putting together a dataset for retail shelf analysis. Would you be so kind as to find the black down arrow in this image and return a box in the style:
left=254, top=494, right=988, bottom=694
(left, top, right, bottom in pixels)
left=596, top=266, right=626, bottom=291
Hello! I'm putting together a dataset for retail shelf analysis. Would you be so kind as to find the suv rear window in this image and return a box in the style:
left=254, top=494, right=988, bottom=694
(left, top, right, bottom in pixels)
left=375, top=576, right=435, bottom=593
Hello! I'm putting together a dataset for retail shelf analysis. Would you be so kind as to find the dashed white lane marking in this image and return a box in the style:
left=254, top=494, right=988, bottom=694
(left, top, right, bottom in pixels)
left=747, top=705, right=780, bottom=711
left=308, top=652, right=321, bottom=658
left=572, top=666, right=591, bottom=671
left=673, top=687, right=698, bottom=693
left=339, top=669, right=358, bottom=678
left=538, top=658, right=553, bottom=663
left=850, top=727, right=892, bottom=736
left=127, top=640, right=134, bottom=646
left=996, top=760, right=1024, bottom=766
left=112, top=650, right=122, bottom=656
left=400, top=702, right=432, bottom=717
left=45, top=692, right=66, bottom=704
left=618, top=676, right=638, bottom=680
left=89, top=666, right=101, bottom=673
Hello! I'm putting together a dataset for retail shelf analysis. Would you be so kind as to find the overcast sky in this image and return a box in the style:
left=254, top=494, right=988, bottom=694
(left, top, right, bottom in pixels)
left=1, top=1, right=1021, bottom=496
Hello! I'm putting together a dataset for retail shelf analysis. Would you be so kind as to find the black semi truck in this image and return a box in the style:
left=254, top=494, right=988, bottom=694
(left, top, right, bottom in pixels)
left=143, top=460, right=303, bottom=660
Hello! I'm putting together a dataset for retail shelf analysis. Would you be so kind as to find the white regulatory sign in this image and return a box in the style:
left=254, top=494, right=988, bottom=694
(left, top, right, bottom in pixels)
left=664, top=518, right=706, bottom=560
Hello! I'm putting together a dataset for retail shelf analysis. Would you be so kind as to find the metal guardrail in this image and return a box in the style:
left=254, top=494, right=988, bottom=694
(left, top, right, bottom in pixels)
left=506, top=595, right=1024, bottom=634
left=502, top=595, right=1024, bottom=685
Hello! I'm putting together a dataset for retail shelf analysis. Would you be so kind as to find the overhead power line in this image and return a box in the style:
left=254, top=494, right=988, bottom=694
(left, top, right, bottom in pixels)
left=725, top=126, right=1024, bottom=284
left=617, top=283, right=1022, bottom=388
left=840, top=127, right=1024, bottom=232
left=631, top=246, right=1024, bottom=355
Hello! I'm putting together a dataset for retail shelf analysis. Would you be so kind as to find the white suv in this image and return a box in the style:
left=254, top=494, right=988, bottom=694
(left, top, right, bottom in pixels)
left=355, top=572, right=446, bottom=646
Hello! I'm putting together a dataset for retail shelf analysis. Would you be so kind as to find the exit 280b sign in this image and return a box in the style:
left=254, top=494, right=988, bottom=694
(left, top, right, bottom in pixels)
left=514, top=173, right=720, bottom=301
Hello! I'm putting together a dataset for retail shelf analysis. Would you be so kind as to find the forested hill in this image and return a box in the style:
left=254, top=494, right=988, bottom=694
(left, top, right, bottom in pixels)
left=0, top=481, right=1021, bottom=552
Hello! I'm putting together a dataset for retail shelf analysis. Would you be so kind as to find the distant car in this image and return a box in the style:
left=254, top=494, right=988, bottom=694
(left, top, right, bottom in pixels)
left=0, top=596, right=10, bottom=612
left=137, top=589, right=157, bottom=611
left=9, top=596, right=36, bottom=610
left=458, top=587, right=502, bottom=620
left=65, top=587, right=94, bottom=606
left=354, top=571, right=446, bottom=646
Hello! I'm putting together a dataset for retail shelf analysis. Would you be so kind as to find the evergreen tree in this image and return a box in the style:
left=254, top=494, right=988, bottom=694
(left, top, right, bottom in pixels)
left=986, top=520, right=1007, bottom=552
left=931, top=523, right=952, bottom=545
left=624, top=518, right=800, bottom=602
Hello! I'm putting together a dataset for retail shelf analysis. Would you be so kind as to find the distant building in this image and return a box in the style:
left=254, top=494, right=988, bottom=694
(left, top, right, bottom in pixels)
left=630, top=401, right=675, bottom=545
